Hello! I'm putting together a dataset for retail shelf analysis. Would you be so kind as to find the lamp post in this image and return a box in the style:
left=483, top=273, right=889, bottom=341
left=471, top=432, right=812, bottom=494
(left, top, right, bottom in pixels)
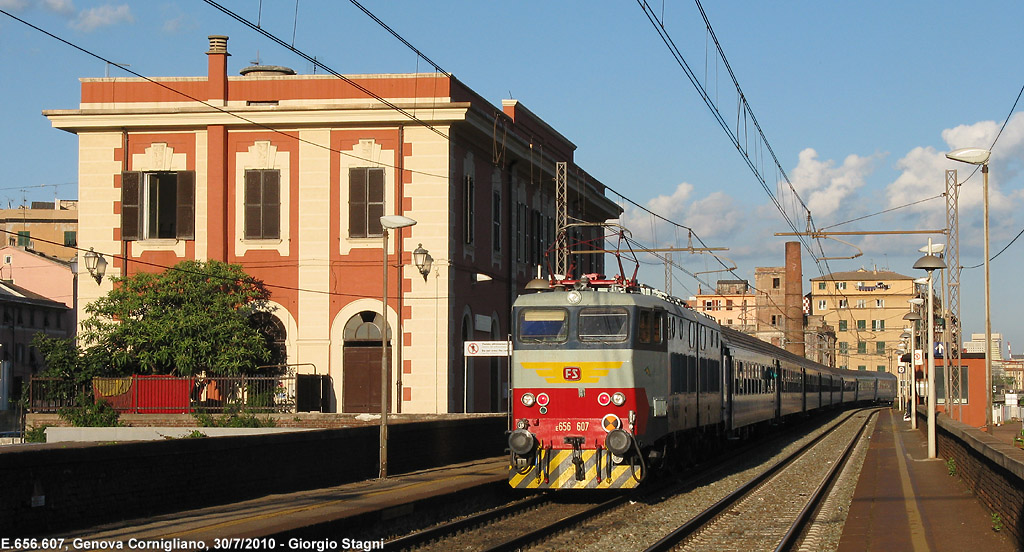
left=379, top=215, right=416, bottom=479
left=945, top=147, right=993, bottom=434
left=904, top=306, right=923, bottom=429
left=900, top=331, right=911, bottom=419
left=83, top=247, right=107, bottom=284
left=914, top=237, right=947, bottom=459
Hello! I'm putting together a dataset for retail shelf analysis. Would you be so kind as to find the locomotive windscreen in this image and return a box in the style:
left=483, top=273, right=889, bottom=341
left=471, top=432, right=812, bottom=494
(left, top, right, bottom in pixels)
left=518, top=308, right=568, bottom=342
left=578, top=307, right=629, bottom=342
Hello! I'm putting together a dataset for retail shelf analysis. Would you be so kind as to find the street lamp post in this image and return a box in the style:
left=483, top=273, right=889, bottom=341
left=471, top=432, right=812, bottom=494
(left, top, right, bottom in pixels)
left=914, top=237, right=947, bottom=459
left=945, top=147, right=993, bottom=434
left=379, top=215, right=417, bottom=479
left=904, top=305, right=923, bottom=430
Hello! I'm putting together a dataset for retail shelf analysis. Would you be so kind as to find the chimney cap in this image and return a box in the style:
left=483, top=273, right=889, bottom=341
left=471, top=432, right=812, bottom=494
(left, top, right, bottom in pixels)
left=207, top=35, right=229, bottom=55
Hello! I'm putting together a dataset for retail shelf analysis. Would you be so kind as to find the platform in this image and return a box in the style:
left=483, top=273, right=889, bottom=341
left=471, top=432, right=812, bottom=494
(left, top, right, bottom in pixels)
left=838, top=408, right=1017, bottom=551
left=49, top=457, right=507, bottom=545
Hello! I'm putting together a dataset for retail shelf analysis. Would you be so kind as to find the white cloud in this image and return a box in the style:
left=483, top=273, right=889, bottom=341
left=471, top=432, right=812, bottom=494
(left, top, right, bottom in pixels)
left=41, top=0, right=74, bottom=15
left=789, top=147, right=881, bottom=222
left=71, top=4, right=132, bottom=32
left=616, top=181, right=743, bottom=253
left=160, top=4, right=195, bottom=34
left=0, top=0, right=29, bottom=10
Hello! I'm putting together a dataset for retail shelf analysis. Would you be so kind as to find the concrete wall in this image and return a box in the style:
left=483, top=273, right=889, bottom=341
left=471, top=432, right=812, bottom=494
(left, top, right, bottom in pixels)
left=44, top=426, right=315, bottom=442
left=3, top=415, right=506, bottom=536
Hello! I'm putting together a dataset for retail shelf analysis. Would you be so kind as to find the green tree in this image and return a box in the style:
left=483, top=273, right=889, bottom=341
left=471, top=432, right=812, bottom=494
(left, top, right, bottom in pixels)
left=71, top=260, right=276, bottom=376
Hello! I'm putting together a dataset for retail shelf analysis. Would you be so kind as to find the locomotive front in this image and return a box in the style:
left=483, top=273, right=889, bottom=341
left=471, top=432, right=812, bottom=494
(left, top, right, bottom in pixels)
left=508, top=289, right=649, bottom=490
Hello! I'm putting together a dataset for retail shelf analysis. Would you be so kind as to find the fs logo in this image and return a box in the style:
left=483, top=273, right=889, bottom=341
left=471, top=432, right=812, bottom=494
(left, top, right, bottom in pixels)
left=563, top=366, right=581, bottom=381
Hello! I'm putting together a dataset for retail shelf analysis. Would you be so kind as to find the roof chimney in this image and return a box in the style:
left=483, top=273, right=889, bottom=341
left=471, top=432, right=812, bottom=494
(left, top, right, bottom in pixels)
left=207, top=35, right=229, bottom=54
left=207, top=35, right=230, bottom=106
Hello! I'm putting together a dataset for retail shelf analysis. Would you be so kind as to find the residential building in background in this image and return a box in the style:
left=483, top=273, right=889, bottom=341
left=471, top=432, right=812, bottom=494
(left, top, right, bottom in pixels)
left=810, top=269, right=916, bottom=374
left=43, top=35, right=620, bottom=415
left=754, top=266, right=786, bottom=346
left=689, top=280, right=756, bottom=333
left=0, top=201, right=78, bottom=261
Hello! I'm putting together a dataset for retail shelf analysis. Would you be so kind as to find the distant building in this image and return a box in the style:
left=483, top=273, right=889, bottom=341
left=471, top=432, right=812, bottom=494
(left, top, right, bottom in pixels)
left=0, top=246, right=75, bottom=310
left=689, top=274, right=835, bottom=367
left=688, top=280, right=757, bottom=333
left=0, top=201, right=78, bottom=261
left=964, top=333, right=1007, bottom=381
left=0, top=280, right=74, bottom=409
left=809, top=268, right=919, bottom=375
left=754, top=267, right=786, bottom=346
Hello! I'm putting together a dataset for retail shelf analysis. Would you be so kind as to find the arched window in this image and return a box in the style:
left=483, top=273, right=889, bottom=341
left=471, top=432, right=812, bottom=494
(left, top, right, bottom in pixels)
left=344, top=311, right=390, bottom=344
left=250, top=312, right=288, bottom=369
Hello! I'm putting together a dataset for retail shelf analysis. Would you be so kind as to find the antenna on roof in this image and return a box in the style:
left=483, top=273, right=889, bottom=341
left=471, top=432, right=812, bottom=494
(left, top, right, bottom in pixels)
left=250, top=50, right=261, bottom=66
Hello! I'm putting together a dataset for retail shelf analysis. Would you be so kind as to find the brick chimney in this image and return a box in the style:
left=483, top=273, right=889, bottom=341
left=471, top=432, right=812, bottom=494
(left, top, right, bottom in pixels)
left=207, top=35, right=229, bottom=105
left=785, top=241, right=805, bottom=357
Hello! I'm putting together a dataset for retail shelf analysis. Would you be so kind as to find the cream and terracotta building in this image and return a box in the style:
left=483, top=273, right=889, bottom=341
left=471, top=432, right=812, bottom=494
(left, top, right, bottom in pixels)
left=810, top=269, right=918, bottom=374
left=0, top=201, right=78, bottom=261
left=43, top=35, right=620, bottom=414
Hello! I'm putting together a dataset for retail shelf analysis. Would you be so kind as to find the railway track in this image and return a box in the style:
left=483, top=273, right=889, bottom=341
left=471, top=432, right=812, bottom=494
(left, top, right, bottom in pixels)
left=644, top=408, right=876, bottom=552
left=385, top=408, right=874, bottom=551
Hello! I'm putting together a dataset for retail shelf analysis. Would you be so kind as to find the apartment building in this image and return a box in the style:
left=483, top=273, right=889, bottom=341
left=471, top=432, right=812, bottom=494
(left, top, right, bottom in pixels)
left=810, top=269, right=917, bottom=373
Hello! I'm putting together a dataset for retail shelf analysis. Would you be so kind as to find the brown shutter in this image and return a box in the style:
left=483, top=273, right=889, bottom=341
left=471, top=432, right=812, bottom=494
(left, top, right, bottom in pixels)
left=121, top=171, right=142, bottom=241
left=349, top=168, right=367, bottom=238
left=367, top=168, right=384, bottom=237
left=244, top=170, right=262, bottom=239
left=263, top=170, right=280, bottom=239
left=175, top=171, right=195, bottom=240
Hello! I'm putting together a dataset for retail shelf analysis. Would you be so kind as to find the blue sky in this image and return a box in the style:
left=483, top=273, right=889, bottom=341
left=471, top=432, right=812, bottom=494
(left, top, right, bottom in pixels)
left=1, top=1, right=1022, bottom=352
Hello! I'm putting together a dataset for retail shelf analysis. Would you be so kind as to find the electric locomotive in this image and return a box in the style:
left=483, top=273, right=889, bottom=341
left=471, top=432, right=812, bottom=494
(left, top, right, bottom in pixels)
left=507, top=274, right=896, bottom=491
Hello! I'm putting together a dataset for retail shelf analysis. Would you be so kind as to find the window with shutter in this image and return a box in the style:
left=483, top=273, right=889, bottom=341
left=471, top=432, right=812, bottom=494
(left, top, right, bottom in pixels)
left=121, top=171, right=142, bottom=240
left=121, top=171, right=195, bottom=241
left=244, top=169, right=281, bottom=239
left=348, top=167, right=385, bottom=238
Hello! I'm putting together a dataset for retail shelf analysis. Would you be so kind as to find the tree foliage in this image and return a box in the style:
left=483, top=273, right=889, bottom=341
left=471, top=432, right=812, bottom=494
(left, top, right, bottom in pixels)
left=63, top=260, right=276, bottom=376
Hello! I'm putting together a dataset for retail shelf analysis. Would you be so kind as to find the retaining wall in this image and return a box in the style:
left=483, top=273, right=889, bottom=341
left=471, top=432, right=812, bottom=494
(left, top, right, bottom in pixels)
left=2, top=415, right=507, bottom=536
left=916, top=409, right=1024, bottom=545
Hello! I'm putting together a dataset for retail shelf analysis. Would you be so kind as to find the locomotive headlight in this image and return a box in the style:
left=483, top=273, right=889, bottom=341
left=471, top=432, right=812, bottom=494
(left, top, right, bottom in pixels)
left=536, top=393, right=550, bottom=407
left=508, top=429, right=536, bottom=456
left=597, top=392, right=611, bottom=406
left=611, top=392, right=627, bottom=406
left=605, top=428, right=632, bottom=456
left=521, top=393, right=536, bottom=407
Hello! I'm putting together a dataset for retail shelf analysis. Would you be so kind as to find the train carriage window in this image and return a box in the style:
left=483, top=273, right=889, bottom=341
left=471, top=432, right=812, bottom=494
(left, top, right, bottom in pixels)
left=688, top=320, right=696, bottom=348
left=579, top=307, right=629, bottom=342
left=652, top=311, right=663, bottom=344
left=638, top=310, right=651, bottom=343
left=518, top=308, right=568, bottom=343
left=699, top=326, right=707, bottom=350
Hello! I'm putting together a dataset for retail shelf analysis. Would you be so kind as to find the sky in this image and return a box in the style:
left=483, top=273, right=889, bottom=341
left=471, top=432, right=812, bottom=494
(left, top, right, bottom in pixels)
left=1, top=1, right=1022, bottom=353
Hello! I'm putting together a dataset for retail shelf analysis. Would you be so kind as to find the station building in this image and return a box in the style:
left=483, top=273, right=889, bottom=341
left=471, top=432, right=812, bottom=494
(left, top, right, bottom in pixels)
left=43, top=35, right=620, bottom=415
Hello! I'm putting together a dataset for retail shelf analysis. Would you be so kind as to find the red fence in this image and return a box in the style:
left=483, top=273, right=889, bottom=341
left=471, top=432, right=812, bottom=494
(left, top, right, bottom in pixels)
left=30, top=375, right=304, bottom=414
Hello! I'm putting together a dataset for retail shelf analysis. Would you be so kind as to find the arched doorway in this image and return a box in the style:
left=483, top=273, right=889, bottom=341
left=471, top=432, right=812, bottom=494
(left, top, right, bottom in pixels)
left=343, top=311, right=391, bottom=413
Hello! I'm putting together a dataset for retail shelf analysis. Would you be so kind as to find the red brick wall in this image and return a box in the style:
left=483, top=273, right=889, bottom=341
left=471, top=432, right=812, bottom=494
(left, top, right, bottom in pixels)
left=925, top=413, right=1024, bottom=545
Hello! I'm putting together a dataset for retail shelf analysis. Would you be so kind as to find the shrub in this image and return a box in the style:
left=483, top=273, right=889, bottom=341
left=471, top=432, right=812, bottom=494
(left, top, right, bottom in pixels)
left=58, top=392, right=122, bottom=427
left=24, top=425, right=49, bottom=443
left=193, top=401, right=275, bottom=428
